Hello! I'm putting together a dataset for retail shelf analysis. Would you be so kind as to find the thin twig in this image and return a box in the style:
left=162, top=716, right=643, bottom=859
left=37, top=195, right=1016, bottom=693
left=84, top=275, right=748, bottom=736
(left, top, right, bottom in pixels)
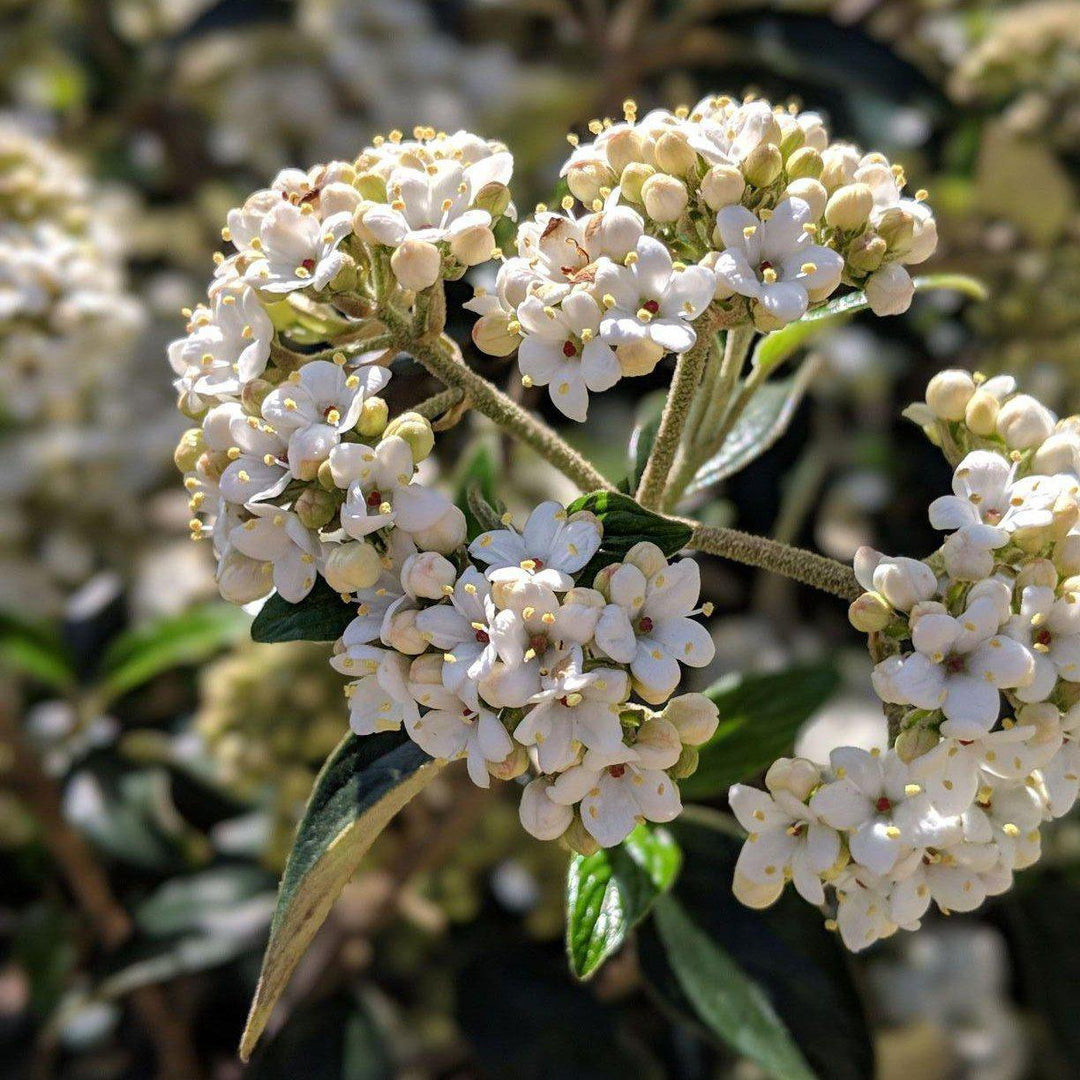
left=412, top=386, right=466, bottom=421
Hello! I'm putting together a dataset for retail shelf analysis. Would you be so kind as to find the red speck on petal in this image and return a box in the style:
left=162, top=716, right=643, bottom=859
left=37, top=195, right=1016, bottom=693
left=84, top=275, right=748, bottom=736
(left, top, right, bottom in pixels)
left=875, top=797, right=892, bottom=813
left=608, top=764, right=627, bottom=779
left=562, top=340, right=577, bottom=358
left=1036, top=628, right=1053, bottom=647
left=475, top=629, right=490, bottom=644
left=366, top=489, right=383, bottom=507
left=637, top=616, right=654, bottom=634
left=301, top=258, right=316, bottom=272
left=643, top=299, right=660, bottom=314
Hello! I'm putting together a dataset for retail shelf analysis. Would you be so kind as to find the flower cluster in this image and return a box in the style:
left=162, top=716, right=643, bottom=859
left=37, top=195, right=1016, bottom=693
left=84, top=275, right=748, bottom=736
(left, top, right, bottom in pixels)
left=732, top=372, right=1080, bottom=950
left=468, top=93, right=937, bottom=420
left=170, top=135, right=516, bottom=604
left=330, top=502, right=719, bottom=851
left=0, top=119, right=147, bottom=613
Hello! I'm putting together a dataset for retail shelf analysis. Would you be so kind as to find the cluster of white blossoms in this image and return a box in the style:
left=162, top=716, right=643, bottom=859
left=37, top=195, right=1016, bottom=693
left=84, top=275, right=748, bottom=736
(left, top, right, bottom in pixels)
left=467, top=93, right=937, bottom=420
left=330, top=502, right=719, bottom=850
left=731, top=371, right=1080, bottom=951
left=170, top=128, right=519, bottom=605
left=0, top=119, right=147, bottom=612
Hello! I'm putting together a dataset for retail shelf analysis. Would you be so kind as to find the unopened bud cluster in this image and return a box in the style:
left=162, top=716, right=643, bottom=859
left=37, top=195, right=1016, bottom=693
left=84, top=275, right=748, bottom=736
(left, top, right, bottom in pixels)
left=169, top=133, right=516, bottom=603
left=467, top=92, right=937, bottom=420
left=733, top=373, right=1080, bottom=950
left=331, top=502, right=719, bottom=851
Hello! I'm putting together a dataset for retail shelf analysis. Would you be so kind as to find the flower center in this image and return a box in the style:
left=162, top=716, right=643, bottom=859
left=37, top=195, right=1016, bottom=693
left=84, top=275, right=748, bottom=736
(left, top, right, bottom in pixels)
left=944, top=654, right=966, bottom=675
left=1035, top=628, right=1053, bottom=648
left=642, top=299, right=660, bottom=315
left=366, top=489, right=383, bottom=508
left=637, top=616, right=654, bottom=634
left=301, top=258, right=316, bottom=272
left=562, top=339, right=578, bottom=358
left=608, top=764, right=627, bottom=779
left=532, top=558, right=545, bottom=570
left=474, top=628, right=490, bottom=644
left=875, top=797, right=892, bottom=813
left=529, top=633, right=548, bottom=655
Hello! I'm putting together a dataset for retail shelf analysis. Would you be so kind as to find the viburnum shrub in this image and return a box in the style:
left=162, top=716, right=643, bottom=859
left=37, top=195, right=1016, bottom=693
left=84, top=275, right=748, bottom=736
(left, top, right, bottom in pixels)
left=168, top=94, right=1043, bottom=1054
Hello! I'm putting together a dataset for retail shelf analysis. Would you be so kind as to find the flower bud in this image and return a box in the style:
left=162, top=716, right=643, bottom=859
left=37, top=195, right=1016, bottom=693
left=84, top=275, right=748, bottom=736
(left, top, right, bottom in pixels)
left=819, top=145, right=860, bottom=191
left=742, top=144, right=783, bottom=188
left=864, top=263, right=914, bottom=316
left=450, top=224, right=496, bottom=267
left=385, top=608, right=428, bottom=655
left=1055, top=532, right=1080, bottom=577
left=566, top=160, right=616, bottom=206
left=848, top=591, right=893, bottom=632
left=846, top=233, right=887, bottom=274
left=197, top=450, right=230, bottom=484
left=779, top=125, right=805, bottom=158
left=654, top=131, right=698, bottom=176
left=401, top=551, right=457, bottom=599
left=942, top=529, right=996, bottom=581
left=619, top=162, right=655, bottom=204
left=854, top=548, right=937, bottom=610
left=241, top=377, right=274, bottom=414
left=875, top=207, right=916, bottom=253
left=926, top=369, right=976, bottom=421
left=410, top=504, right=468, bottom=555
left=662, top=693, right=719, bottom=746
left=390, top=238, right=442, bottom=292
left=784, top=178, right=826, bottom=220
left=964, top=388, right=999, bottom=436
left=634, top=718, right=683, bottom=769
left=561, top=813, right=601, bottom=856
left=355, top=172, right=387, bottom=202
left=326, top=253, right=358, bottom=293
left=1032, top=432, right=1080, bottom=476
left=217, top=552, right=272, bottom=604
left=667, top=744, right=699, bottom=779
left=408, top=652, right=444, bottom=689
left=895, top=724, right=939, bottom=763
left=733, top=870, right=782, bottom=910
left=641, top=173, right=688, bottom=222
left=616, top=339, right=665, bottom=377
left=700, top=164, right=745, bottom=209
left=383, top=412, right=434, bottom=463
left=605, top=128, right=646, bottom=174
left=996, top=393, right=1056, bottom=450
left=323, top=541, right=382, bottom=593
left=294, top=486, right=339, bottom=530
left=317, top=458, right=337, bottom=491
left=177, top=389, right=207, bottom=420
left=519, top=778, right=574, bottom=841
left=487, top=744, right=529, bottom=782
left=174, top=428, right=203, bottom=473
left=472, top=181, right=511, bottom=219
left=1017, top=558, right=1059, bottom=591
left=584, top=205, right=644, bottom=261
left=472, top=309, right=521, bottom=357
left=765, top=757, right=820, bottom=801
left=623, top=539, right=669, bottom=579
left=786, top=146, right=823, bottom=181
left=824, top=183, right=873, bottom=231
left=319, top=181, right=361, bottom=218
left=356, top=396, right=388, bottom=438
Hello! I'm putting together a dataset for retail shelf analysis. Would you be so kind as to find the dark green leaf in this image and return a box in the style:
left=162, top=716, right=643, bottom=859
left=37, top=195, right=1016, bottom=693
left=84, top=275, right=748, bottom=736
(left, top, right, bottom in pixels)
left=135, top=866, right=278, bottom=937
left=566, top=824, right=681, bottom=980
left=567, top=490, right=692, bottom=558
left=752, top=272, right=987, bottom=374
left=251, top=577, right=356, bottom=644
left=456, top=440, right=503, bottom=541
left=654, top=893, right=816, bottom=1080
left=240, top=732, right=442, bottom=1060
left=247, top=990, right=392, bottom=1080
left=97, top=603, right=249, bottom=704
left=638, top=809, right=873, bottom=1080
left=0, top=611, right=76, bottom=691
left=681, top=663, right=839, bottom=800
left=688, top=360, right=820, bottom=494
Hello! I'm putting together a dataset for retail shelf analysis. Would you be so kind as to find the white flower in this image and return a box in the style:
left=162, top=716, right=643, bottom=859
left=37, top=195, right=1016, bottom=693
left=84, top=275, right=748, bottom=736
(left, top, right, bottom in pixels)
left=243, top=202, right=353, bottom=293
left=261, top=360, right=389, bottom=479
left=853, top=547, right=937, bottom=612
left=833, top=866, right=900, bottom=951
left=338, top=651, right=420, bottom=736
left=809, top=748, right=962, bottom=876
left=594, top=543, right=715, bottom=705
left=469, top=501, right=602, bottom=592
left=547, top=731, right=682, bottom=847
left=217, top=413, right=290, bottom=504
left=228, top=504, right=319, bottom=602
left=856, top=158, right=937, bottom=266
left=513, top=646, right=629, bottom=772
left=594, top=235, right=714, bottom=358
left=1040, top=703, right=1080, bottom=817
left=330, top=436, right=456, bottom=541
left=515, top=291, right=620, bottom=421
left=713, top=198, right=844, bottom=325
left=872, top=587, right=1033, bottom=737
left=519, top=777, right=573, bottom=841
left=1005, top=584, right=1080, bottom=702
left=729, top=777, right=839, bottom=907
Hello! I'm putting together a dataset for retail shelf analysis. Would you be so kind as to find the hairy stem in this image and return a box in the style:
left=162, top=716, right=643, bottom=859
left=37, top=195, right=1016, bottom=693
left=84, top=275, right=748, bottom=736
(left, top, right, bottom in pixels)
left=412, top=386, right=466, bottom=421
left=635, top=333, right=713, bottom=510
left=382, top=297, right=616, bottom=494
left=687, top=522, right=860, bottom=601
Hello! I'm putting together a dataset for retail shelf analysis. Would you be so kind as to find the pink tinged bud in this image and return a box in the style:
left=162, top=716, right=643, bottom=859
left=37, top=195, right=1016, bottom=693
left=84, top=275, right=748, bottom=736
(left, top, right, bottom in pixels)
left=390, top=239, right=442, bottom=292
left=410, top=504, right=467, bottom=556
left=401, top=551, right=457, bottom=600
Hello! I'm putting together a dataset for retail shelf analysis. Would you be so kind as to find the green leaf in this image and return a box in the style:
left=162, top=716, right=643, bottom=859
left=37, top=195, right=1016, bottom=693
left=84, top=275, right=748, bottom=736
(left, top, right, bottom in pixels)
left=566, top=824, right=681, bottom=980
left=681, top=663, right=839, bottom=800
left=97, top=604, right=249, bottom=704
left=566, top=491, right=692, bottom=558
left=638, top=810, right=873, bottom=1080
left=456, top=440, right=503, bottom=541
left=753, top=272, right=987, bottom=374
left=0, top=611, right=76, bottom=691
left=653, top=894, right=816, bottom=1080
left=251, top=577, right=356, bottom=644
left=627, top=393, right=665, bottom=489
left=240, top=732, right=442, bottom=1061
left=688, top=358, right=820, bottom=494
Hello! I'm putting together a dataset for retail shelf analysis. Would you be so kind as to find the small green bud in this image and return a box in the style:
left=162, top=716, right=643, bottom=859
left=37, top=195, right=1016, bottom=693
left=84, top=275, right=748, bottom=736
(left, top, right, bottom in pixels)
left=317, top=459, right=337, bottom=491
left=785, top=146, right=823, bottom=182
left=241, top=377, right=274, bottom=413
left=174, top=428, right=204, bottom=473
left=824, top=183, right=873, bottom=231
left=355, top=172, right=387, bottom=202
left=846, top=233, right=887, bottom=273
left=742, top=144, right=783, bottom=188
left=294, top=487, right=339, bottom=529
left=619, top=162, right=655, bottom=204
left=384, top=411, right=435, bottom=463
left=779, top=125, right=805, bottom=159
left=356, top=396, right=389, bottom=438
left=472, top=181, right=511, bottom=219
left=654, top=131, right=698, bottom=177
left=561, top=813, right=600, bottom=857
left=848, top=591, right=893, bottom=633
left=326, top=252, right=357, bottom=293
left=895, top=723, right=939, bottom=763
left=668, top=745, right=700, bottom=780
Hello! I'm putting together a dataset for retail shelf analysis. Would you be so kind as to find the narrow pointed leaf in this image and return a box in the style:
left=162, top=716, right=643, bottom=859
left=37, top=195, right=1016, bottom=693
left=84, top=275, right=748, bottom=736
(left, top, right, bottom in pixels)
left=566, top=824, right=681, bottom=980
left=239, top=732, right=441, bottom=1060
